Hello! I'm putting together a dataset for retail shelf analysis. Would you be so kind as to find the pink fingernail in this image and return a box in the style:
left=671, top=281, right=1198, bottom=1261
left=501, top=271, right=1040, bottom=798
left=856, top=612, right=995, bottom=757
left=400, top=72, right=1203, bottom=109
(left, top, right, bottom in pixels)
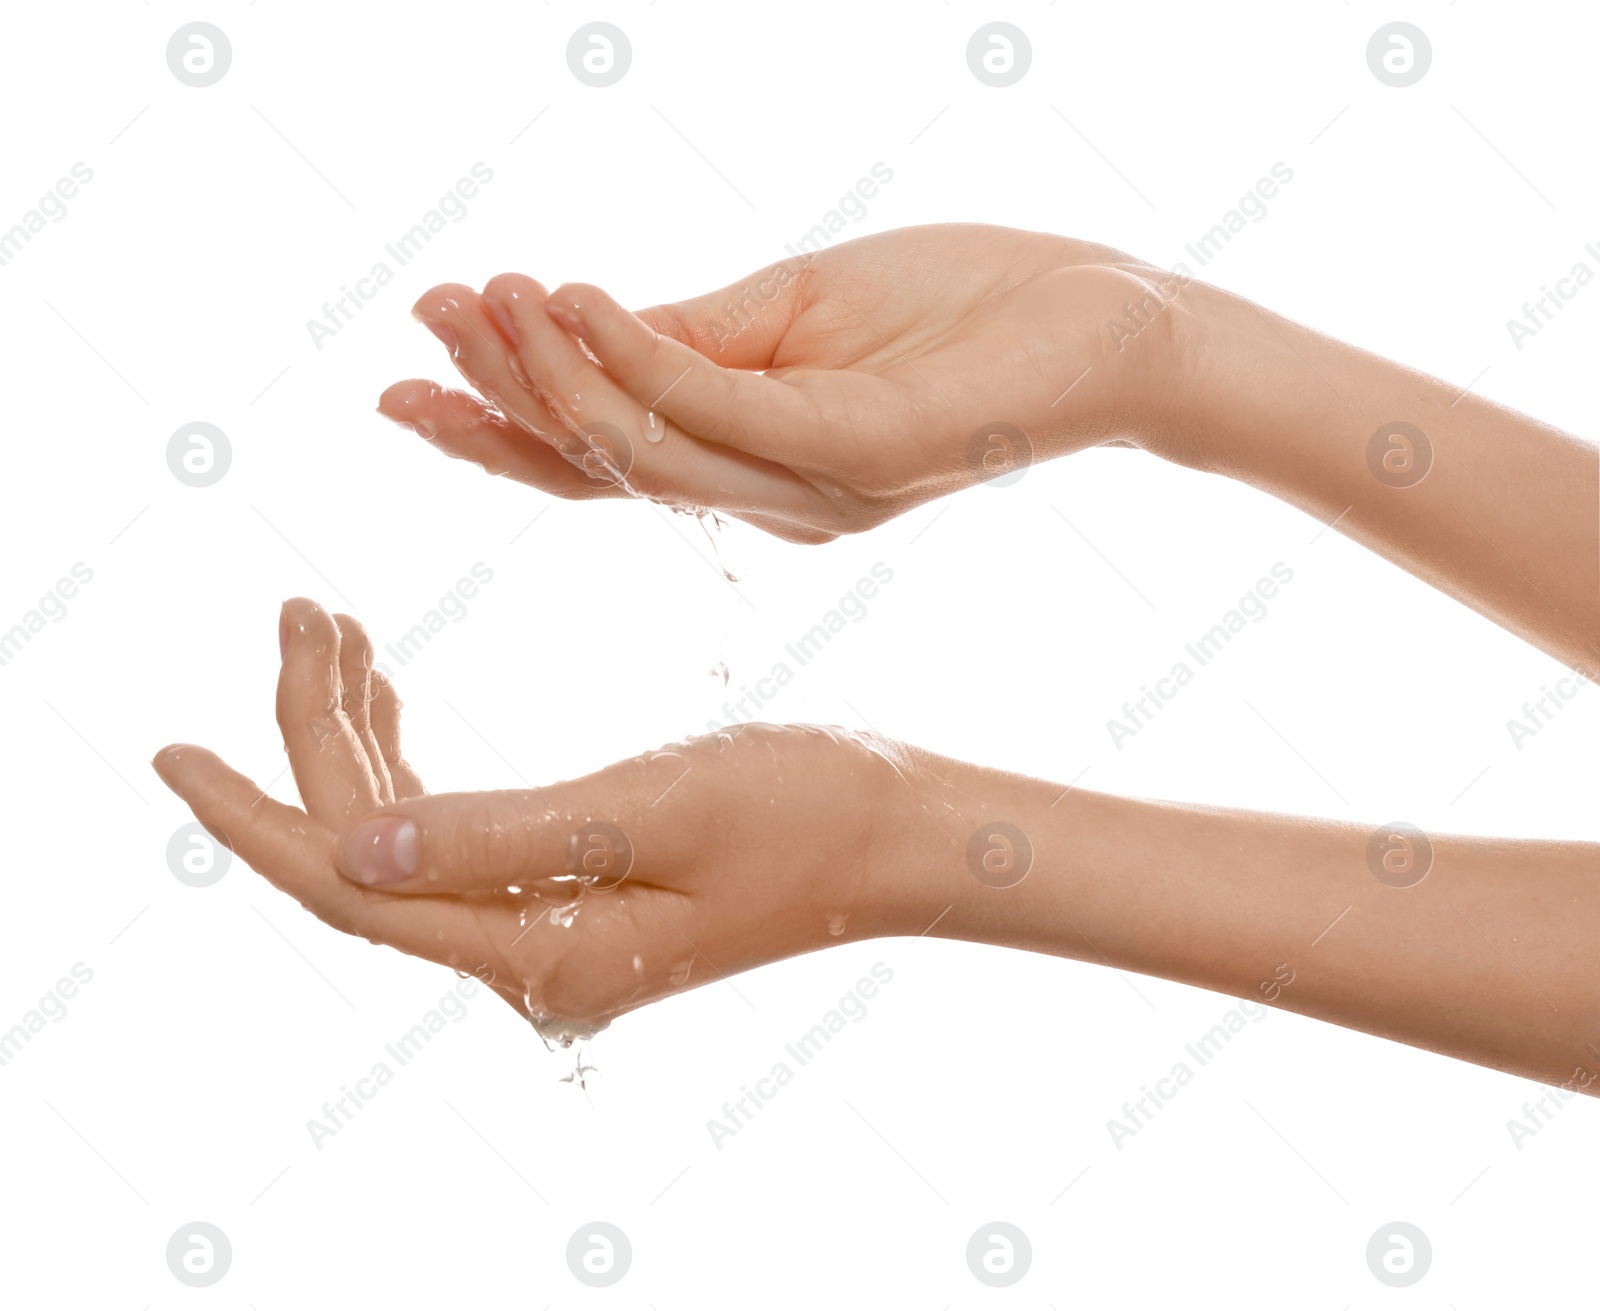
left=546, top=301, right=585, bottom=336
left=419, top=319, right=460, bottom=356
left=341, top=816, right=419, bottom=886
left=482, top=294, right=520, bottom=345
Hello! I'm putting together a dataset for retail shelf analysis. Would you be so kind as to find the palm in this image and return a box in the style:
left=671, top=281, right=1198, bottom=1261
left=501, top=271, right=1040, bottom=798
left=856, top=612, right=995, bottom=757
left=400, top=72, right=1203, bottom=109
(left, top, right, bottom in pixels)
left=381, top=223, right=1177, bottom=539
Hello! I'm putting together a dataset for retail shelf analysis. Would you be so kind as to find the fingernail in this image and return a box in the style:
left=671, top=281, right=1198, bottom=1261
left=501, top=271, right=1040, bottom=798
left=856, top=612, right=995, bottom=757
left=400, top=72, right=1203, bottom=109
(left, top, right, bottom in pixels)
left=278, top=607, right=288, bottom=660
left=341, top=816, right=419, bottom=886
left=546, top=301, right=585, bottom=336
left=419, top=319, right=460, bottom=356
left=481, top=294, right=520, bottom=345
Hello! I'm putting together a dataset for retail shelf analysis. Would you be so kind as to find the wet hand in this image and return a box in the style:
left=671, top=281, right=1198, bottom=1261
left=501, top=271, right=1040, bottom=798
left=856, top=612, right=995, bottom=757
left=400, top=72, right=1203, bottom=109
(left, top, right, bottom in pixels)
left=380, top=224, right=1190, bottom=542
left=152, top=599, right=946, bottom=1039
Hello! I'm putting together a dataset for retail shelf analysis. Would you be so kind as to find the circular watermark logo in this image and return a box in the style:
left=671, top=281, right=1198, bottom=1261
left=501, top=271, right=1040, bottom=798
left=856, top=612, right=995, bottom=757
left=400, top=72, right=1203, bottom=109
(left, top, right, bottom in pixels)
left=1367, top=23, right=1431, bottom=87
left=966, top=1221, right=1031, bottom=1287
left=166, top=1221, right=231, bottom=1286
left=965, top=421, right=1032, bottom=487
left=566, top=1220, right=631, bottom=1286
left=1365, top=421, right=1431, bottom=489
left=1366, top=1221, right=1431, bottom=1287
left=575, top=420, right=635, bottom=488
left=167, top=422, right=231, bottom=488
left=1366, top=823, right=1433, bottom=889
left=167, top=23, right=232, bottom=88
left=967, top=24, right=1031, bottom=87
left=568, top=23, right=631, bottom=87
left=167, top=822, right=231, bottom=888
left=966, top=822, right=1033, bottom=889
left=566, top=821, right=634, bottom=892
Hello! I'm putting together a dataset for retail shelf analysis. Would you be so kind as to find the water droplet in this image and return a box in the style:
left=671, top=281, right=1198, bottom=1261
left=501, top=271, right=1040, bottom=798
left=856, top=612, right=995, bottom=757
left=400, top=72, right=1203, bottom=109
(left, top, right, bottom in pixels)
left=670, top=960, right=692, bottom=986
left=644, top=409, right=666, bottom=443
left=828, top=914, right=848, bottom=937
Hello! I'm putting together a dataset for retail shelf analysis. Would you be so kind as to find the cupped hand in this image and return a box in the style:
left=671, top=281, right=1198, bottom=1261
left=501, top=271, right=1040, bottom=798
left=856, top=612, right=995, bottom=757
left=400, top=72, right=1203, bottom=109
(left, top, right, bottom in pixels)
left=153, top=599, right=951, bottom=1039
left=380, top=224, right=1192, bottom=543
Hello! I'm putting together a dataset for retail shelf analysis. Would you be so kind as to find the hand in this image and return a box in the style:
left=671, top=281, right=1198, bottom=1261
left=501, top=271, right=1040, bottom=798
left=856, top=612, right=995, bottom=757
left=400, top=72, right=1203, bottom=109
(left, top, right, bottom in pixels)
left=152, top=599, right=945, bottom=1039
left=380, top=224, right=1191, bottom=542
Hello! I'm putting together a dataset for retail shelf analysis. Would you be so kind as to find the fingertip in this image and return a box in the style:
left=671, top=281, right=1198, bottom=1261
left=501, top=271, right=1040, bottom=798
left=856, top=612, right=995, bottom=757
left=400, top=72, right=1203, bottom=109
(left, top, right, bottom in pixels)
left=411, top=283, right=476, bottom=322
left=378, top=378, right=445, bottom=426
left=151, top=742, right=195, bottom=787
left=482, top=272, right=549, bottom=306
left=546, top=281, right=615, bottom=339
left=337, top=814, right=420, bottom=887
left=280, top=596, right=336, bottom=648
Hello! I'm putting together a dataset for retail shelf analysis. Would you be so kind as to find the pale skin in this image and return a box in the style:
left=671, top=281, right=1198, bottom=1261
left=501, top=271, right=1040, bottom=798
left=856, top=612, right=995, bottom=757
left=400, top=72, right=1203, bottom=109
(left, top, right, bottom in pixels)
left=156, top=224, right=1600, bottom=1088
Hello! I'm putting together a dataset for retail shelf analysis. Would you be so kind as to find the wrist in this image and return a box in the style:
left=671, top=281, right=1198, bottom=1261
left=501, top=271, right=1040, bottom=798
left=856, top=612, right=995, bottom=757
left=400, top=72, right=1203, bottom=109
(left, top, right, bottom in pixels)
left=864, top=742, right=1083, bottom=950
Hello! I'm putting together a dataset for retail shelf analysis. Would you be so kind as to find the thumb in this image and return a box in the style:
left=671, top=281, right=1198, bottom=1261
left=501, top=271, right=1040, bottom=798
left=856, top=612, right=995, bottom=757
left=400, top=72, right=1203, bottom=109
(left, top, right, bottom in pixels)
left=334, top=761, right=694, bottom=894
left=544, top=276, right=821, bottom=467
left=633, top=256, right=810, bottom=369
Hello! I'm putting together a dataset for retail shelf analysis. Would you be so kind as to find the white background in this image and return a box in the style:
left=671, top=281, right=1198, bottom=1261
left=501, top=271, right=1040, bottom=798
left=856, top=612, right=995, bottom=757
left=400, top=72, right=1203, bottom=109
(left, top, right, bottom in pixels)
left=2, top=0, right=1597, bottom=1304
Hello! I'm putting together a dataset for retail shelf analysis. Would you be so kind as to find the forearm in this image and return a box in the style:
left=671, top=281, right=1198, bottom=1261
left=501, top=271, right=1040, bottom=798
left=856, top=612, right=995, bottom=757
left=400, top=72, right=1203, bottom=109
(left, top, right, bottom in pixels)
left=903, top=754, right=1600, bottom=1091
left=1162, top=283, right=1599, bottom=671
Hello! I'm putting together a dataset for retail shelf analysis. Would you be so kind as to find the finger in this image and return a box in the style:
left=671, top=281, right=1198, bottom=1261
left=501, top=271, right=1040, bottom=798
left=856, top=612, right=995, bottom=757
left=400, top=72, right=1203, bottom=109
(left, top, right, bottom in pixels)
left=151, top=743, right=485, bottom=960
left=333, top=613, right=393, bottom=805
left=277, top=597, right=383, bottom=824
left=544, top=279, right=837, bottom=470
left=632, top=256, right=810, bottom=369
left=368, top=670, right=426, bottom=800
left=377, top=379, right=624, bottom=501
left=382, top=375, right=832, bottom=540
left=489, top=272, right=807, bottom=508
left=333, top=751, right=704, bottom=893
left=419, top=278, right=827, bottom=520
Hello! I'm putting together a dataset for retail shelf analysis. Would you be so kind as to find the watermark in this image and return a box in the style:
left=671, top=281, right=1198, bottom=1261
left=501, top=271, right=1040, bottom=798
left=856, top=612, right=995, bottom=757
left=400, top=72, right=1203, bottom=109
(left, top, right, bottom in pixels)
left=1366, top=421, right=1431, bottom=488
left=306, top=164, right=495, bottom=351
left=166, top=1221, right=231, bottom=1286
left=375, top=562, right=495, bottom=677
left=1505, top=1060, right=1596, bottom=1150
left=780, top=162, right=895, bottom=259
left=1507, top=248, right=1600, bottom=350
left=966, top=822, right=1033, bottom=889
left=567, top=1221, right=631, bottom=1285
left=966, top=1221, right=1031, bottom=1287
left=705, top=563, right=894, bottom=731
left=1365, top=1221, right=1431, bottom=1287
left=1106, top=965, right=1295, bottom=1149
left=1366, top=23, right=1431, bottom=88
left=966, top=23, right=1031, bottom=87
left=0, top=962, right=94, bottom=1070
left=1365, top=823, right=1432, bottom=889
left=1173, top=163, right=1294, bottom=276
left=566, top=820, right=633, bottom=891
left=0, top=563, right=93, bottom=671
left=167, top=23, right=231, bottom=87
left=1106, top=268, right=1190, bottom=352
left=1505, top=665, right=1595, bottom=749
left=965, top=421, right=1032, bottom=487
left=305, top=969, right=491, bottom=1149
left=0, top=163, right=93, bottom=270
left=167, top=421, right=231, bottom=487
left=704, top=254, right=812, bottom=353
left=567, top=23, right=631, bottom=87
left=167, top=821, right=231, bottom=888
left=1106, top=562, right=1294, bottom=748
left=705, top=962, right=894, bottom=1149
